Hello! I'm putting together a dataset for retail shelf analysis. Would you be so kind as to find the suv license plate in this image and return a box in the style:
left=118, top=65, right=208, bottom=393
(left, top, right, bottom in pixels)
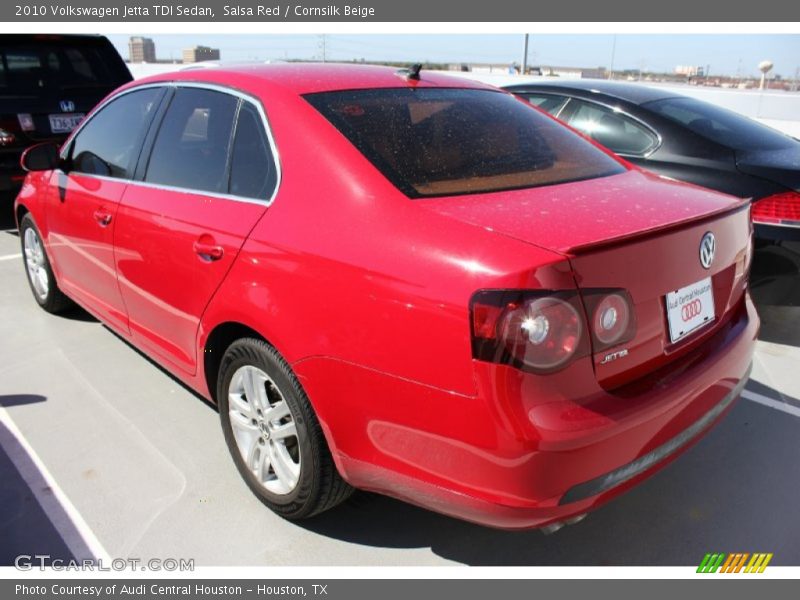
left=49, top=113, right=84, bottom=134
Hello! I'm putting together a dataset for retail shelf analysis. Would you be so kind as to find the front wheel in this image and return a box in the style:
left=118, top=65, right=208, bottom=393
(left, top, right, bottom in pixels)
left=217, top=338, right=353, bottom=519
left=19, top=213, right=72, bottom=313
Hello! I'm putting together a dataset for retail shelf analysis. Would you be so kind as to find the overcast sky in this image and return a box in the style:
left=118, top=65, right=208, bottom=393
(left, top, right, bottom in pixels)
left=108, top=34, right=800, bottom=78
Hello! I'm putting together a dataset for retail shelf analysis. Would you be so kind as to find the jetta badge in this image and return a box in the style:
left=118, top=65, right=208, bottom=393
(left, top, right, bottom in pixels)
left=699, top=232, right=716, bottom=269
left=59, top=100, right=75, bottom=113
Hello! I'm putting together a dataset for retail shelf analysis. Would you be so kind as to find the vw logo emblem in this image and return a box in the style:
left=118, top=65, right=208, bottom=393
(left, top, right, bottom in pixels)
left=699, top=232, right=716, bottom=269
left=59, top=100, right=75, bottom=113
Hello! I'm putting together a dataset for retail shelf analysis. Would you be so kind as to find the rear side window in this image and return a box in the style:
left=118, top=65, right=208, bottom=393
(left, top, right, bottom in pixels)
left=561, top=99, right=659, bottom=156
left=145, top=88, right=238, bottom=194
left=69, top=88, right=162, bottom=179
left=305, top=88, right=625, bottom=198
left=519, top=93, right=570, bottom=116
left=228, top=103, right=278, bottom=200
left=0, top=43, right=123, bottom=92
left=643, top=96, right=795, bottom=151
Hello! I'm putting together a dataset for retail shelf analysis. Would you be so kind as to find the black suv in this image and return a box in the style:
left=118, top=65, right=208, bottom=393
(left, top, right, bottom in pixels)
left=1, top=34, right=132, bottom=196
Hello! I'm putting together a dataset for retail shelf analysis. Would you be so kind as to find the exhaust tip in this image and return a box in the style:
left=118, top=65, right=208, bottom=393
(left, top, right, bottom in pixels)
left=540, top=513, right=588, bottom=535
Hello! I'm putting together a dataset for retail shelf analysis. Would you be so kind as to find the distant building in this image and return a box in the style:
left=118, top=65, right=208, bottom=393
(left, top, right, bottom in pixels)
left=535, top=65, right=606, bottom=79
left=183, top=46, right=221, bottom=64
left=675, top=65, right=705, bottom=77
left=447, top=63, right=605, bottom=79
left=128, top=37, right=156, bottom=63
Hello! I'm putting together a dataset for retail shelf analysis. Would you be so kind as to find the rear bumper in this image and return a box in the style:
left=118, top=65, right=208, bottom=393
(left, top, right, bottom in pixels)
left=300, top=293, right=758, bottom=530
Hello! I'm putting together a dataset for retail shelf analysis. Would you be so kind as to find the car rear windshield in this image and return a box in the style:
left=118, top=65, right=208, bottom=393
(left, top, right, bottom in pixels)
left=305, top=88, right=625, bottom=198
left=0, top=41, right=122, bottom=94
left=643, top=96, right=795, bottom=151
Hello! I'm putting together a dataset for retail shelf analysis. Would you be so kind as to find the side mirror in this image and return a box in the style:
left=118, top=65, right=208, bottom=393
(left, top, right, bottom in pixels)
left=20, top=142, right=60, bottom=172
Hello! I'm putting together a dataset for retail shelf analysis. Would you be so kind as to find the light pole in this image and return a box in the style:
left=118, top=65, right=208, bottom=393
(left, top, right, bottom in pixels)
left=522, top=34, right=529, bottom=75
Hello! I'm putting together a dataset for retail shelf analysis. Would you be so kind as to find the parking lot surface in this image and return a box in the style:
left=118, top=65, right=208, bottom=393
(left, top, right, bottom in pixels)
left=1, top=206, right=799, bottom=566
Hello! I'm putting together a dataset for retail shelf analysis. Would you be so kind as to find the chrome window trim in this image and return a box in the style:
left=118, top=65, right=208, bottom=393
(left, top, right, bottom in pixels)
left=58, top=80, right=283, bottom=207
left=515, top=90, right=663, bottom=159
left=560, top=95, right=663, bottom=159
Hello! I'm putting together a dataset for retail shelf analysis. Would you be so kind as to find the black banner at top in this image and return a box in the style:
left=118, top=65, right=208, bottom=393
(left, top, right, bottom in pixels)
left=2, top=0, right=800, bottom=22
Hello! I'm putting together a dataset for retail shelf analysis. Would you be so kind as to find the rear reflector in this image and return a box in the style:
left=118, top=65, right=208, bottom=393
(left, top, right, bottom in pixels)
left=751, top=192, right=800, bottom=226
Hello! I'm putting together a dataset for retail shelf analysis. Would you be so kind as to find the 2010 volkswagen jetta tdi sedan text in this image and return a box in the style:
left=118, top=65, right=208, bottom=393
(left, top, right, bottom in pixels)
left=15, top=64, right=757, bottom=530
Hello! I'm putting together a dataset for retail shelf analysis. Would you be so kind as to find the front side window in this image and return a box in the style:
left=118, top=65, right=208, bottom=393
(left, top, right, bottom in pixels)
left=562, top=99, right=659, bottom=156
left=145, top=88, right=238, bottom=194
left=306, top=88, right=625, bottom=198
left=69, top=88, right=162, bottom=179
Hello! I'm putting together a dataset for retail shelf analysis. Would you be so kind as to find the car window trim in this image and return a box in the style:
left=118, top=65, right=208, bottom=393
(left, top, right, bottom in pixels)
left=518, top=91, right=572, bottom=119
left=58, top=81, right=282, bottom=207
left=62, top=86, right=168, bottom=180
left=555, top=95, right=662, bottom=158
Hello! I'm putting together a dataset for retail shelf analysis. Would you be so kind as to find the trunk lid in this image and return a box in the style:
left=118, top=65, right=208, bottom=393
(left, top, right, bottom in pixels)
left=735, top=146, right=800, bottom=192
left=422, top=169, right=752, bottom=388
left=421, top=170, right=745, bottom=254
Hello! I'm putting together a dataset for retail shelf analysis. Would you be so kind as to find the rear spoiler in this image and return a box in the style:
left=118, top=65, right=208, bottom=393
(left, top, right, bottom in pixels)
left=566, top=197, right=751, bottom=255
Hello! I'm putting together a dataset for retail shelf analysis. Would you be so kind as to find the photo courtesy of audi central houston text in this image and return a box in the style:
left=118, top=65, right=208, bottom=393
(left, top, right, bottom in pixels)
left=11, top=55, right=761, bottom=531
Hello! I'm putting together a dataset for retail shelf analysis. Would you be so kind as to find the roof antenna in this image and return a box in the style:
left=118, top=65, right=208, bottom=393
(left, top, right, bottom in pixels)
left=397, top=63, right=423, bottom=80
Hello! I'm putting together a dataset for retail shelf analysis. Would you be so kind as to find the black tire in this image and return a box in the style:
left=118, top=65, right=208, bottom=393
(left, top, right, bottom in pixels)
left=19, top=213, right=72, bottom=314
left=217, top=338, right=353, bottom=519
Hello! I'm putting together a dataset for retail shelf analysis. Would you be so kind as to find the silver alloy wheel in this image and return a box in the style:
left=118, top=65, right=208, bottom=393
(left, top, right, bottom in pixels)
left=23, top=227, right=49, bottom=301
left=228, top=365, right=301, bottom=495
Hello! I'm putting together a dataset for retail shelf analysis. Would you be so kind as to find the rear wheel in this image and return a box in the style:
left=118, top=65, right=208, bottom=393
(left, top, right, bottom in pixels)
left=217, top=338, right=353, bottom=519
left=19, top=214, right=72, bottom=314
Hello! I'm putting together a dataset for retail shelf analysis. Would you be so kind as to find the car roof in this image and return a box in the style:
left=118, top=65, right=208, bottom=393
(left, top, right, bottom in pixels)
left=504, top=79, right=684, bottom=105
left=135, top=63, right=498, bottom=96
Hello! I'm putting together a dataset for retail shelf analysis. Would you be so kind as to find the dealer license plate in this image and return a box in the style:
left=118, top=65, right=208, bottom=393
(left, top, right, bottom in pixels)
left=665, top=277, right=715, bottom=343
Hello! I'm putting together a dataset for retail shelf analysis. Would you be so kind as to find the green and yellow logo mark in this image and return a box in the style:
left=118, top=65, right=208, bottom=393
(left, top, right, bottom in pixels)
left=697, top=553, right=773, bottom=573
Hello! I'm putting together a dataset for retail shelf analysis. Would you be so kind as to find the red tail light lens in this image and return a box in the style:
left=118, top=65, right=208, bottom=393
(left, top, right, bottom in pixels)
left=751, top=192, right=800, bottom=225
left=591, top=294, right=630, bottom=345
left=471, top=288, right=637, bottom=373
left=500, top=297, right=583, bottom=370
left=470, top=290, right=590, bottom=373
left=582, top=290, right=637, bottom=351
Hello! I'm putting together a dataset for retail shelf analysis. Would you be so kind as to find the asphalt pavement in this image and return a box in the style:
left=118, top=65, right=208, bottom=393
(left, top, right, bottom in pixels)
left=1, top=204, right=799, bottom=566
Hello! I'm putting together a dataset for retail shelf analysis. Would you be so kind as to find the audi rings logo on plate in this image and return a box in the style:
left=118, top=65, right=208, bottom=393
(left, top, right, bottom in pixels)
left=699, top=232, right=716, bottom=269
left=681, top=298, right=703, bottom=322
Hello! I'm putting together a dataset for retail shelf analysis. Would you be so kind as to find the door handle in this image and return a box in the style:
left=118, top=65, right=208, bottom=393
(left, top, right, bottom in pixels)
left=193, top=240, right=224, bottom=261
left=92, top=209, right=112, bottom=227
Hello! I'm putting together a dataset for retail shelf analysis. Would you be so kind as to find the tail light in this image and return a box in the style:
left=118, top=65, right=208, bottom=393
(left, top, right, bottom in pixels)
left=581, top=290, right=637, bottom=352
left=751, top=191, right=800, bottom=226
left=0, top=118, right=21, bottom=146
left=470, top=289, right=636, bottom=373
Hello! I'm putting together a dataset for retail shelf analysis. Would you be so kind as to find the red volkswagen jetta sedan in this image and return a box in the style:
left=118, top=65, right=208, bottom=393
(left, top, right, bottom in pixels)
left=15, top=64, right=757, bottom=530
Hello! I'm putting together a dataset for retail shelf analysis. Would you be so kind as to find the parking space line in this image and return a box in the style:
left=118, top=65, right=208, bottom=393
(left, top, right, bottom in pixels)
left=741, top=389, right=800, bottom=418
left=0, top=253, right=22, bottom=261
left=0, top=405, right=110, bottom=563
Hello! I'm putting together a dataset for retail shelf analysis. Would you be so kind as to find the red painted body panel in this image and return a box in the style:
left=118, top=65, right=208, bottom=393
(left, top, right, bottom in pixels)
left=45, top=172, right=129, bottom=332
left=15, top=64, right=758, bottom=529
left=114, top=184, right=266, bottom=375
